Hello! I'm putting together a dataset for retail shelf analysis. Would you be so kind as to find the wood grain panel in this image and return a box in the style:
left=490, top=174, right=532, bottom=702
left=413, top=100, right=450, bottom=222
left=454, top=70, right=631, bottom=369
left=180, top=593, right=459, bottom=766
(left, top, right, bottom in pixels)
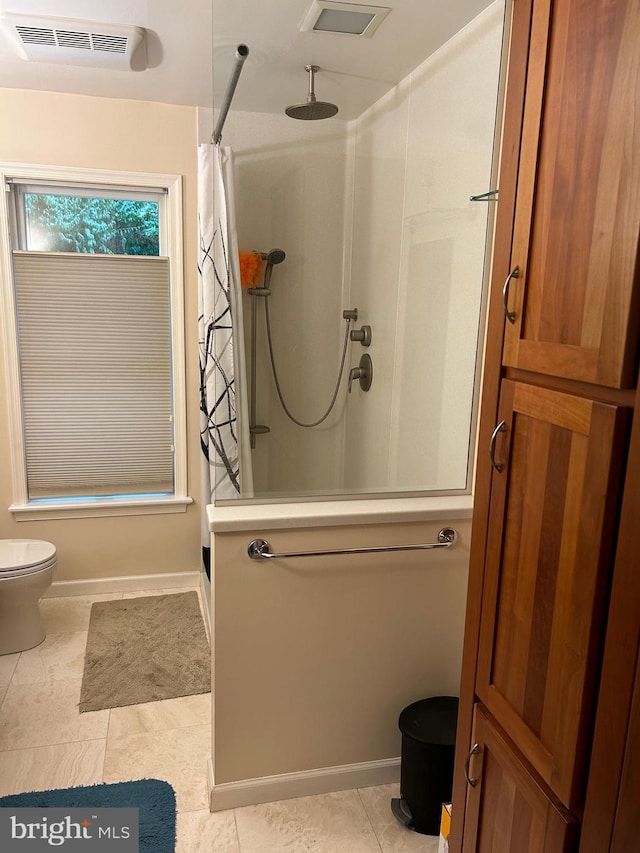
left=580, top=382, right=640, bottom=851
left=522, top=425, right=570, bottom=735
left=504, top=0, right=640, bottom=387
left=538, top=433, right=588, bottom=777
left=610, top=648, right=640, bottom=849
left=502, top=0, right=552, bottom=369
left=476, top=381, right=628, bottom=809
left=513, top=382, right=592, bottom=434
left=491, top=414, right=550, bottom=714
left=462, top=706, right=577, bottom=853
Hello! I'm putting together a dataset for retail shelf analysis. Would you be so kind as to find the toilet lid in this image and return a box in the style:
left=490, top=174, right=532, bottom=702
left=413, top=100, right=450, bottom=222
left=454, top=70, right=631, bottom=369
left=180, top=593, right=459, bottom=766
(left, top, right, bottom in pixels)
left=0, top=557, right=56, bottom=578
left=0, top=539, right=56, bottom=572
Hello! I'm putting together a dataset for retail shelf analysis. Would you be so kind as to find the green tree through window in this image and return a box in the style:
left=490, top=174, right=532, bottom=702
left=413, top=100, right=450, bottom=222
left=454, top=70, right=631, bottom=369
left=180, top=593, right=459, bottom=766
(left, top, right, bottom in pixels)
left=24, top=193, right=160, bottom=255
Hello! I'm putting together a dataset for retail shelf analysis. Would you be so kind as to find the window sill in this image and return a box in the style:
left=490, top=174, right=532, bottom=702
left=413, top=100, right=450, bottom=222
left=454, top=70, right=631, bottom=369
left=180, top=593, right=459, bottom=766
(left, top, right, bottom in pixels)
left=10, top=496, right=193, bottom=521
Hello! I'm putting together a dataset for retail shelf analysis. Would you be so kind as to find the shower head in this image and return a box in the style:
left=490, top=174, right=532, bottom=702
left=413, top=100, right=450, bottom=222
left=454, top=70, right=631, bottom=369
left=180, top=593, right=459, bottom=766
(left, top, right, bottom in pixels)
left=262, top=249, right=286, bottom=290
left=265, top=248, right=286, bottom=265
left=286, top=65, right=339, bottom=121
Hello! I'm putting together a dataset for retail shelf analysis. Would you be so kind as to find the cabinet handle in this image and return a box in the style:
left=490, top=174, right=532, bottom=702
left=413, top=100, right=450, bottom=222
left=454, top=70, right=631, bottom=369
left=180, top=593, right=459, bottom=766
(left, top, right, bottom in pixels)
left=464, top=743, right=480, bottom=787
left=502, top=266, right=520, bottom=324
left=489, top=420, right=507, bottom=472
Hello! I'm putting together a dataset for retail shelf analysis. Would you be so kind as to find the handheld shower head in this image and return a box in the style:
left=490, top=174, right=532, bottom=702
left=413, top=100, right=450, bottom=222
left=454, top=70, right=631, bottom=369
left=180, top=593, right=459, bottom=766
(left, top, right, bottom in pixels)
left=262, top=249, right=286, bottom=289
left=286, top=66, right=339, bottom=121
left=265, top=248, right=286, bottom=265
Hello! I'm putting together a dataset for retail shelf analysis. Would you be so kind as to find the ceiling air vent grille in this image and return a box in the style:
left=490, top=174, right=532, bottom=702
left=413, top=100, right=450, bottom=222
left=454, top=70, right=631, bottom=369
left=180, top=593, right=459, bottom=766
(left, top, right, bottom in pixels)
left=15, top=26, right=56, bottom=46
left=54, top=30, right=92, bottom=51
left=1, top=13, right=146, bottom=70
left=92, top=35, right=128, bottom=54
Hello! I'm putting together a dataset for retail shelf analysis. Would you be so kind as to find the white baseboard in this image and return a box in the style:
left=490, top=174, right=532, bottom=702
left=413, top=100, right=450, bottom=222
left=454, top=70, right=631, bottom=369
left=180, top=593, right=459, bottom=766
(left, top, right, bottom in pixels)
left=199, top=570, right=211, bottom=639
left=207, top=756, right=215, bottom=799
left=44, top=571, right=200, bottom=598
left=209, top=756, right=401, bottom=811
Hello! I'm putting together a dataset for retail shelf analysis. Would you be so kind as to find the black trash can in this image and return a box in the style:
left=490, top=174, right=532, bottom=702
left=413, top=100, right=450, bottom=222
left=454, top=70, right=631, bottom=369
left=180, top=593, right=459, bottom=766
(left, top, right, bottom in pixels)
left=391, top=695, right=459, bottom=835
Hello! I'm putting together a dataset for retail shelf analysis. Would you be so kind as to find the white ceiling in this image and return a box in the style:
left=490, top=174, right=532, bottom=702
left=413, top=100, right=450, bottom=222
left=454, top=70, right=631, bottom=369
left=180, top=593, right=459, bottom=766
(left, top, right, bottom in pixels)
left=0, top=0, right=495, bottom=121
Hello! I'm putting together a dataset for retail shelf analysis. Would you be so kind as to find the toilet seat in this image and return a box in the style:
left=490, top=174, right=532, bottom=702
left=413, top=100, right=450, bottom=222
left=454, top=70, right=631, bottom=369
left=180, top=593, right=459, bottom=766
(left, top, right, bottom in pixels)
left=0, top=539, right=57, bottom=579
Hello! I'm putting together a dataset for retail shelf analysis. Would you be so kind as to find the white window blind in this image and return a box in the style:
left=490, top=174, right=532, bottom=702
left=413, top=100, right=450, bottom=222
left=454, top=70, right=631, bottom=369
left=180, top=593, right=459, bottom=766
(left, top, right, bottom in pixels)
left=12, top=251, right=174, bottom=499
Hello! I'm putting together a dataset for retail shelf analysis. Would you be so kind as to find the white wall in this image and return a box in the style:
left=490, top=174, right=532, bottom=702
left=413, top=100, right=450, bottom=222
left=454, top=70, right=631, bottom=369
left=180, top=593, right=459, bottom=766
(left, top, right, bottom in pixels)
left=346, top=1, right=505, bottom=493
left=217, top=111, right=352, bottom=497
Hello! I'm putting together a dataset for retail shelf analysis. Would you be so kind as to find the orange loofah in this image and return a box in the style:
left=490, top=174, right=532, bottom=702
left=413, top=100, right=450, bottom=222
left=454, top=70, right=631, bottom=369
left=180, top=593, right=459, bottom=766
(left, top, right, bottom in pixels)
left=239, top=251, right=262, bottom=288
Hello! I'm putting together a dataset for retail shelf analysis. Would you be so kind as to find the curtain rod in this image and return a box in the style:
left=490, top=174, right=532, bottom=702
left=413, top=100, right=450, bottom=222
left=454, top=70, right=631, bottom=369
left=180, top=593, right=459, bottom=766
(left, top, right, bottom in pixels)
left=213, top=44, right=249, bottom=145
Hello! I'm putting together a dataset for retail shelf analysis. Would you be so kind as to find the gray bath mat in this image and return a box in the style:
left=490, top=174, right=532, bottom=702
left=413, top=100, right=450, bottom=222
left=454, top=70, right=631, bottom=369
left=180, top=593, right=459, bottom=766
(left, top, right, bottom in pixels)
left=79, top=592, right=210, bottom=712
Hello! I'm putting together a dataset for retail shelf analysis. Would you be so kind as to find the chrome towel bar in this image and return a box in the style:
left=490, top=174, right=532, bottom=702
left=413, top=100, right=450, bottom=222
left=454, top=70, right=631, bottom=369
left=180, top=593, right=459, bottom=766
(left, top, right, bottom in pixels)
left=247, top=527, right=457, bottom=561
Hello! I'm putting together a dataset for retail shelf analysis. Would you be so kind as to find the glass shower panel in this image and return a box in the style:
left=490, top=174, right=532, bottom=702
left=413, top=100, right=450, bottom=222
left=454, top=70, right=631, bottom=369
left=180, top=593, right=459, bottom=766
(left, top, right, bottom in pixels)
left=216, top=0, right=506, bottom=500
left=390, top=4, right=503, bottom=492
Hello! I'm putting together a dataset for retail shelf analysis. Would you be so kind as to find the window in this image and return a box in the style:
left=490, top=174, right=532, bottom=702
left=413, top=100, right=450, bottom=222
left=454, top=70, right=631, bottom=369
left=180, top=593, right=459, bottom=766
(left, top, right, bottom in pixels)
left=0, top=165, right=189, bottom=518
left=18, top=188, right=161, bottom=255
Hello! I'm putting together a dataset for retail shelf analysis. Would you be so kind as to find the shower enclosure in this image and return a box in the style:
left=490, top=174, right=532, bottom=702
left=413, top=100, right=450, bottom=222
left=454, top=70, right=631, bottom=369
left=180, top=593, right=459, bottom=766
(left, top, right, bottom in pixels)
left=215, top=0, right=506, bottom=501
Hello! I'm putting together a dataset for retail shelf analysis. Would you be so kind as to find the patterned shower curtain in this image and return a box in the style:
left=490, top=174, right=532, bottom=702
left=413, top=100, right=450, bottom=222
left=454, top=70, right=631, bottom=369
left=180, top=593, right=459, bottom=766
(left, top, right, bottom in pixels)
left=198, top=142, right=253, bottom=578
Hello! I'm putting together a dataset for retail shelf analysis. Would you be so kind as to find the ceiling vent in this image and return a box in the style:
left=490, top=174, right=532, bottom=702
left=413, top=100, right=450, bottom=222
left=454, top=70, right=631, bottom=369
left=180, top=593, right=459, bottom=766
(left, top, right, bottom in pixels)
left=0, top=12, right=147, bottom=70
left=300, top=1, right=391, bottom=37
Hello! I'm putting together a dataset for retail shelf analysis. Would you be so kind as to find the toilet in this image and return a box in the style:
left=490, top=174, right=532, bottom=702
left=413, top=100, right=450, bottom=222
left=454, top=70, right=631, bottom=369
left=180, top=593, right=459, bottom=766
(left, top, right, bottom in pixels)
left=0, top=539, right=56, bottom=655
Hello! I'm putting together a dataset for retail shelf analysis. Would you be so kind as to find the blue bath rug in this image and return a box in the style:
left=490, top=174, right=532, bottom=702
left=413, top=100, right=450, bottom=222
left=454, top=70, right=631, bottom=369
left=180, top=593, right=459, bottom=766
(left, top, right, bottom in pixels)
left=0, top=778, right=176, bottom=852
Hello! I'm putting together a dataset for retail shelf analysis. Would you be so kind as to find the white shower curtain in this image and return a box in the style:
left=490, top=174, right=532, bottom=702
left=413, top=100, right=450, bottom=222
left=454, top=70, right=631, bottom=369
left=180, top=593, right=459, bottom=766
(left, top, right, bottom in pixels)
left=198, top=142, right=253, bottom=576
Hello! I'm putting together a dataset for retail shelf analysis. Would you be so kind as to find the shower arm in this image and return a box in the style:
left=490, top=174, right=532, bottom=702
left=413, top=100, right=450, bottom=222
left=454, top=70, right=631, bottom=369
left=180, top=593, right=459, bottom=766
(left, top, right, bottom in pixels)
left=306, top=64, right=318, bottom=103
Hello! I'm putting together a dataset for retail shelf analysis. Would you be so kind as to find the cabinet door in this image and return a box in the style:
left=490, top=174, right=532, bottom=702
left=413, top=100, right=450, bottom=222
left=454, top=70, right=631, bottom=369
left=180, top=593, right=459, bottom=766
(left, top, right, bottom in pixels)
left=501, top=0, right=640, bottom=388
left=609, top=646, right=640, bottom=850
left=476, top=380, right=627, bottom=809
left=462, top=706, right=577, bottom=853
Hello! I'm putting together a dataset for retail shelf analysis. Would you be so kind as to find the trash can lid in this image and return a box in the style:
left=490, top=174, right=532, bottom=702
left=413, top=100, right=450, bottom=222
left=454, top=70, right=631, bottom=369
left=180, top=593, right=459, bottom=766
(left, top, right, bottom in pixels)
left=398, top=696, right=459, bottom=746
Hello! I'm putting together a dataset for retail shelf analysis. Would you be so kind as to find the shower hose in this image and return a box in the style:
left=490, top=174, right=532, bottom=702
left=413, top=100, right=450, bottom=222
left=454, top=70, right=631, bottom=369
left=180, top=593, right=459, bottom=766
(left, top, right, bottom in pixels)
left=264, top=300, right=353, bottom=428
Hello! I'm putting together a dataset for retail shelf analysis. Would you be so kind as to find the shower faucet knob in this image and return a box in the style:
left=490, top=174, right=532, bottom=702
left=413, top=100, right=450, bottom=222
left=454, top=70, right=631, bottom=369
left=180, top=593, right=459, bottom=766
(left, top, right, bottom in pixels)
left=348, top=354, right=373, bottom=393
left=350, top=325, right=372, bottom=347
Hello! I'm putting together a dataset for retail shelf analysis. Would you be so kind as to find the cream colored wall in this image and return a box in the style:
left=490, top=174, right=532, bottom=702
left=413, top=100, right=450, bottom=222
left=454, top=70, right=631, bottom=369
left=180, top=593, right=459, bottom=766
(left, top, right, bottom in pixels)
left=212, top=517, right=470, bottom=783
left=0, top=88, right=201, bottom=581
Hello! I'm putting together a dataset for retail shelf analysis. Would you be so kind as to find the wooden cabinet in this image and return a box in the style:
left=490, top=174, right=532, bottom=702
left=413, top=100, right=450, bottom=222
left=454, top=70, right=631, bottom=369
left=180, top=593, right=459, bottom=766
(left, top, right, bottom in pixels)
left=476, top=381, right=627, bottom=810
left=462, top=706, right=577, bottom=853
left=450, top=0, right=640, bottom=850
left=502, top=0, right=640, bottom=388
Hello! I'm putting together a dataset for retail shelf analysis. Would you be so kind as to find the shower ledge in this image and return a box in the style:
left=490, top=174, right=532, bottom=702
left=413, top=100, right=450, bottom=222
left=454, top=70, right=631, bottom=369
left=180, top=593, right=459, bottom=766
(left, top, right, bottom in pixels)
left=207, top=495, right=473, bottom=533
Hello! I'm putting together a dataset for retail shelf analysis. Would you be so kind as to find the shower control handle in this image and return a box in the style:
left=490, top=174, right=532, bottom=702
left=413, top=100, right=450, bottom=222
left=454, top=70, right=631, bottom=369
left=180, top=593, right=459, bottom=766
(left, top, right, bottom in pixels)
left=350, top=325, right=372, bottom=347
left=348, top=354, right=373, bottom=393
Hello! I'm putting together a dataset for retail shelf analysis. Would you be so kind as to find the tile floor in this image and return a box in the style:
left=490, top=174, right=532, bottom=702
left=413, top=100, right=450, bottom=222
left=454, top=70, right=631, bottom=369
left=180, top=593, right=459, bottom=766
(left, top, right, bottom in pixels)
left=0, top=588, right=438, bottom=852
